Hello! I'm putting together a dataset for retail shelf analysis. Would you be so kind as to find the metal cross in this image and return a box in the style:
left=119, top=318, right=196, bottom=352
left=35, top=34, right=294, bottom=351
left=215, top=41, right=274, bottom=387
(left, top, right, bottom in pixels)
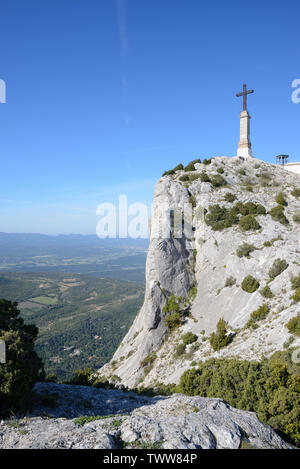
left=236, top=84, right=254, bottom=111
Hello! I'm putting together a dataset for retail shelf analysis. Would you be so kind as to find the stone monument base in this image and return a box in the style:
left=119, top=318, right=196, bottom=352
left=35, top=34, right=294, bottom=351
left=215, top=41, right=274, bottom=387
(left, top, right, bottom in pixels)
left=237, top=146, right=254, bottom=158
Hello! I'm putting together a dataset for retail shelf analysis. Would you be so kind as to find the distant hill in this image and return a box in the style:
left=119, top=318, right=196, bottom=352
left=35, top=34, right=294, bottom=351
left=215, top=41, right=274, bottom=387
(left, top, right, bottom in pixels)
left=0, top=233, right=149, bottom=283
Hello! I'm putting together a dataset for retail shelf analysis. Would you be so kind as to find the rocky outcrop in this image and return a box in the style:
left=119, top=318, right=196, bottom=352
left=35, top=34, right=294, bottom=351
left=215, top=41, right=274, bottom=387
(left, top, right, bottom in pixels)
left=0, top=382, right=293, bottom=449
left=99, top=156, right=300, bottom=388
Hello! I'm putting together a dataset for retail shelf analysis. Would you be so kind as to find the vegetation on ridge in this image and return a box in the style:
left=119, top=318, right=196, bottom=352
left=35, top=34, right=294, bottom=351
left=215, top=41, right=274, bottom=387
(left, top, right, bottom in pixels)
left=0, top=299, right=44, bottom=416
left=177, top=352, right=300, bottom=446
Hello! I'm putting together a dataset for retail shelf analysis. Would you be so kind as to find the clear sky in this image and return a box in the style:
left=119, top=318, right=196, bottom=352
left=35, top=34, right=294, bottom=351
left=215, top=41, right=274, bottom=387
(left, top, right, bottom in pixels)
left=0, top=0, right=299, bottom=234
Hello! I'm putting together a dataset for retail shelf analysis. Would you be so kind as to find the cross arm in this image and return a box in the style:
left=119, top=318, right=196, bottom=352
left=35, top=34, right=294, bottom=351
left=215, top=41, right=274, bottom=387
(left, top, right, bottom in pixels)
left=236, top=89, right=254, bottom=97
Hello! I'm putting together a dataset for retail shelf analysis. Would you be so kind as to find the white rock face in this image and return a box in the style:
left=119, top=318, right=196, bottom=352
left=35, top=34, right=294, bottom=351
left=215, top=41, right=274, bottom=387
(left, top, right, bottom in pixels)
left=98, top=156, right=300, bottom=388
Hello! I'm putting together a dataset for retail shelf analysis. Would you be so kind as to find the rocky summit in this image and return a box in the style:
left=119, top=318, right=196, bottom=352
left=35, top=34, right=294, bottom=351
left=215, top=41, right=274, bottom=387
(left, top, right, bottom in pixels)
left=0, top=382, right=294, bottom=449
left=98, top=156, right=300, bottom=388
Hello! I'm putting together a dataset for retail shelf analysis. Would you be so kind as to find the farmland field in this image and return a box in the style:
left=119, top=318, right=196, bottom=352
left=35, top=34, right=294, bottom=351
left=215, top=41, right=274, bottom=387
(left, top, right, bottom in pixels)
left=0, top=271, right=144, bottom=381
left=0, top=234, right=148, bottom=381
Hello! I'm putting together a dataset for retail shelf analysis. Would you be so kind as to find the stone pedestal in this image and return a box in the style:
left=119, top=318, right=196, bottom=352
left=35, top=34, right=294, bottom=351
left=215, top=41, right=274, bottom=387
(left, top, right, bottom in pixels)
left=237, top=110, right=253, bottom=158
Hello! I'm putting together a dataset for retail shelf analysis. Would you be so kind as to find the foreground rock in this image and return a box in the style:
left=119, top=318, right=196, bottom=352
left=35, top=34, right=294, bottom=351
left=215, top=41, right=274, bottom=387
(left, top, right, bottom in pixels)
left=0, top=383, right=293, bottom=449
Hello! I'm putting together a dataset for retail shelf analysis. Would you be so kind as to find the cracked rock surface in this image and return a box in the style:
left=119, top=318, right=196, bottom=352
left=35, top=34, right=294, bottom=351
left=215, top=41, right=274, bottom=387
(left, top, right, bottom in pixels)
left=0, top=382, right=294, bottom=449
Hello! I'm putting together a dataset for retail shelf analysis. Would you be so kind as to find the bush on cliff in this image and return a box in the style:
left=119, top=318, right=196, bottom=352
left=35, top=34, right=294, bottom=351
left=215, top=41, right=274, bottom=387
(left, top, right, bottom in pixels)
left=246, top=304, right=270, bottom=328
left=241, top=275, right=260, bottom=293
left=0, top=299, right=44, bottom=415
left=268, top=259, right=289, bottom=280
left=236, top=243, right=256, bottom=258
left=209, top=318, right=231, bottom=351
left=269, top=205, right=289, bottom=225
left=275, top=192, right=287, bottom=206
left=210, top=174, right=227, bottom=187
left=286, top=315, right=300, bottom=336
left=182, top=332, right=198, bottom=346
left=239, top=214, right=261, bottom=232
left=177, top=352, right=300, bottom=446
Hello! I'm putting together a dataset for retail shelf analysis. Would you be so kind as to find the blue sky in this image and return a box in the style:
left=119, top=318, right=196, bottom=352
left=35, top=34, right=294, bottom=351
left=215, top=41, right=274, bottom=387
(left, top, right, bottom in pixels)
left=0, top=0, right=299, bottom=234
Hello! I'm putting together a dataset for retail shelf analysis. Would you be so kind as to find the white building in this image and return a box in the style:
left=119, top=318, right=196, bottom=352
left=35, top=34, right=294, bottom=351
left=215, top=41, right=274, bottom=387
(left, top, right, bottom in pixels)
left=284, top=162, right=300, bottom=175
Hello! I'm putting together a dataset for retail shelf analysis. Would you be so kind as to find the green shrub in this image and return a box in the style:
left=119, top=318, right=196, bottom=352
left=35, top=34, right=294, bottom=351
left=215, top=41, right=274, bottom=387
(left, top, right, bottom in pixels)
left=184, top=162, right=196, bottom=172
left=245, top=319, right=259, bottom=330
left=163, top=294, right=180, bottom=313
left=173, top=164, right=184, bottom=171
left=205, top=202, right=265, bottom=232
left=291, top=188, right=300, bottom=198
left=0, top=300, right=44, bottom=415
left=236, top=243, right=256, bottom=258
left=293, top=213, right=300, bottom=224
left=179, top=174, right=190, bottom=182
left=203, top=158, right=212, bottom=165
left=163, top=294, right=184, bottom=330
left=205, top=204, right=238, bottom=231
left=209, top=318, right=231, bottom=351
left=210, top=174, right=227, bottom=187
left=269, top=205, right=288, bottom=225
left=182, top=332, right=198, bottom=346
left=241, top=275, right=260, bottom=293
left=275, top=192, right=286, bottom=206
left=224, top=192, right=236, bottom=202
left=74, top=415, right=122, bottom=426
left=224, top=276, right=236, bottom=287
left=238, top=169, right=246, bottom=176
left=165, top=312, right=182, bottom=330
left=292, top=288, right=300, bottom=303
left=260, top=285, right=274, bottom=298
left=263, top=236, right=282, bottom=247
left=232, top=201, right=266, bottom=216
left=200, top=171, right=211, bottom=182
left=162, top=169, right=175, bottom=177
left=140, top=352, right=157, bottom=368
left=205, top=204, right=228, bottom=230
left=286, top=315, right=300, bottom=336
left=268, top=259, right=289, bottom=280
left=174, top=343, right=186, bottom=357
left=189, top=194, right=197, bottom=208
left=245, top=185, right=253, bottom=192
left=239, top=215, right=261, bottom=232
left=188, top=173, right=201, bottom=182
left=291, top=273, right=300, bottom=290
left=177, top=354, right=300, bottom=446
left=250, top=304, right=270, bottom=322
left=189, top=286, right=198, bottom=302
left=217, top=167, right=224, bottom=174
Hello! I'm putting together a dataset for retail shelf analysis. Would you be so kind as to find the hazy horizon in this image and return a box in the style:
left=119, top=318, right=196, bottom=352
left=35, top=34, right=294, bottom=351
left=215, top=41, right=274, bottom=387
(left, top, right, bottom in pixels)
left=0, top=0, right=299, bottom=234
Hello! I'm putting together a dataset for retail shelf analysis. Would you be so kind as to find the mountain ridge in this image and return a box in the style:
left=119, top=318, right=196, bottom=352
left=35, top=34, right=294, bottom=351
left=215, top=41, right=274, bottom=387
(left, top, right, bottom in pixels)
left=98, top=156, right=300, bottom=388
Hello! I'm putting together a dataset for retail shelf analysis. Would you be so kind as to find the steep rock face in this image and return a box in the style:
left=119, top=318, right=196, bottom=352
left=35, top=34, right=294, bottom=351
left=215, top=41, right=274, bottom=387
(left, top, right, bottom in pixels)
left=99, top=178, right=195, bottom=386
left=99, top=156, right=300, bottom=388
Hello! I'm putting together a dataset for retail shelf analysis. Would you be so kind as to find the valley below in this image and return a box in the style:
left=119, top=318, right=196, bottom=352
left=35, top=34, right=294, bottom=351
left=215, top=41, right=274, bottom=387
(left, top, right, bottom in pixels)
left=0, top=234, right=147, bottom=381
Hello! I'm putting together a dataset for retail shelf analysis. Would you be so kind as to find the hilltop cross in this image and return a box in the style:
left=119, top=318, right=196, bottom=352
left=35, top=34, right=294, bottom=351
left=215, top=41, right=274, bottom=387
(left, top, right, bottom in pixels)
left=236, top=83, right=255, bottom=158
left=236, top=84, right=254, bottom=111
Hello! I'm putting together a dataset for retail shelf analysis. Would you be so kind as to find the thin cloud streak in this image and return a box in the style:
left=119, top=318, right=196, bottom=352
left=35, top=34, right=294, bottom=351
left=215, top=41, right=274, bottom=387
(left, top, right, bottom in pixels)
left=116, top=0, right=129, bottom=60
left=116, top=0, right=131, bottom=126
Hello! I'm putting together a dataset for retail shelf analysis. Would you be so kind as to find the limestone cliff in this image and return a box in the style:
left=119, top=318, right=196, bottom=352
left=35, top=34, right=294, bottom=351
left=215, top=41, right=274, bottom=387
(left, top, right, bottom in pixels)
left=99, top=156, right=300, bottom=388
